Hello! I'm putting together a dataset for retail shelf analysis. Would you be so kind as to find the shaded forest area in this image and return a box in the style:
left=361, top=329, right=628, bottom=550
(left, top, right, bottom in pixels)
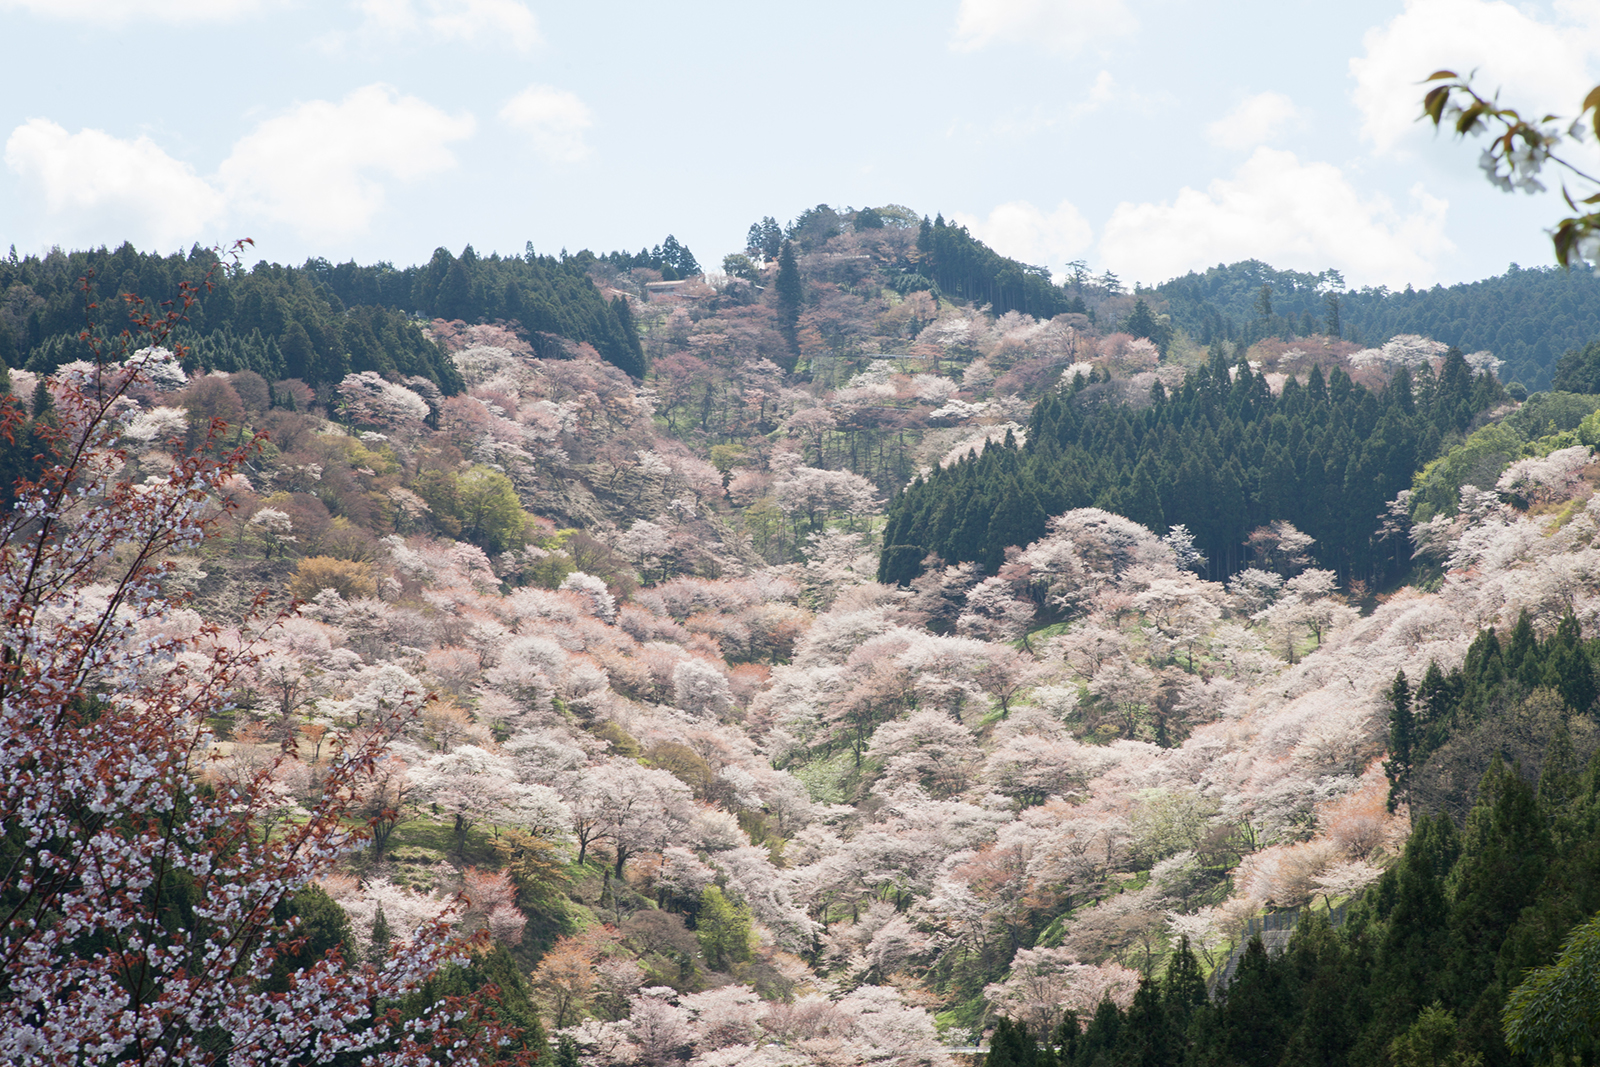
left=879, top=348, right=1502, bottom=586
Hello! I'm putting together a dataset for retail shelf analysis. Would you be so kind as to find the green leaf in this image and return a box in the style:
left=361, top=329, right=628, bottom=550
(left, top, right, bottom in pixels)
left=1552, top=219, right=1581, bottom=269
left=1424, top=69, right=1460, bottom=81
left=1503, top=910, right=1600, bottom=1062
left=1456, top=104, right=1487, bottom=135
left=1583, top=84, right=1600, bottom=113
left=1423, top=86, right=1451, bottom=125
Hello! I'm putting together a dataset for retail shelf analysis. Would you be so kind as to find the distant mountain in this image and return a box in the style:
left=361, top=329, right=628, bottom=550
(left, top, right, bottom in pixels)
left=1155, top=259, right=1600, bottom=391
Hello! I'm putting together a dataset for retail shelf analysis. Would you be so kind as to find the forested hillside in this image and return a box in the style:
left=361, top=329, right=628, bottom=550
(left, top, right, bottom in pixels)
left=0, top=240, right=645, bottom=387
left=1156, top=259, right=1600, bottom=392
left=878, top=349, right=1502, bottom=586
left=7, top=210, right=1600, bottom=1067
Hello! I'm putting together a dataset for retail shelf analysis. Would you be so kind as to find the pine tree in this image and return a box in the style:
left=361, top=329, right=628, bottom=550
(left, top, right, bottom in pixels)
left=1116, top=975, right=1177, bottom=1067
left=1443, top=761, right=1552, bottom=1019
left=1386, top=670, right=1414, bottom=812
left=986, top=1016, right=1040, bottom=1067
left=1505, top=609, right=1539, bottom=688
left=1543, top=611, right=1596, bottom=713
left=1123, top=298, right=1160, bottom=342
left=1164, top=936, right=1209, bottom=1026
left=774, top=241, right=802, bottom=355
left=1213, top=938, right=1294, bottom=1067
left=1123, top=456, right=1166, bottom=534
left=1072, top=999, right=1122, bottom=1067
left=1369, top=815, right=1460, bottom=1044
left=370, top=904, right=392, bottom=963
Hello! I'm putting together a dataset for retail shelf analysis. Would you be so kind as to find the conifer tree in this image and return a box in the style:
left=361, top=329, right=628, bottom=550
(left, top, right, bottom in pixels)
left=1387, top=670, right=1415, bottom=812
left=1543, top=611, right=1596, bottom=713
left=986, top=1016, right=1041, bottom=1067
left=1212, top=938, right=1294, bottom=1067
left=775, top=240, right=803, bottom=355
left=371, top=904, right=392, bottom=963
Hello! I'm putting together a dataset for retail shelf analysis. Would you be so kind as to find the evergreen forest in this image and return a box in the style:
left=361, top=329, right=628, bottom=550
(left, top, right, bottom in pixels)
left=1155, top=259, right=1600, bottom=393
left=879, top=348, right=1502, bottom=585
left=0, top=239, right=645, bottom=387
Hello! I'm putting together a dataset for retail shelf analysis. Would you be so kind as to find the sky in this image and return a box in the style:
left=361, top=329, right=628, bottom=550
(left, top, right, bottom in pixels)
left=4, top=0, right=1600, bottom=291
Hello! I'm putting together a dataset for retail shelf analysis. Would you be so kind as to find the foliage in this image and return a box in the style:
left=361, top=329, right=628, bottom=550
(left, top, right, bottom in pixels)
left=0, top=255, right=520, bottom=1063
left=1552, top=339, right=1600, bottom=394
left=996, top=740, right=1600, bottom=1067
left=1396, top=611, right=1600, bottom=824
left=880, top=351, right=1499, bottom=585
left=1156, top=259, right=1600, bottom=391
left=1422, top=70, right=1600, bottom=272
left=290, top=555, right=379, bottom=601
left=1502, top=909, right=1600, bottom=1063
left=0, top=241, right=647, bottom=389
left=600, top=235, right=701, bottom=281
left=695, top=886, right=755, bottom=972
left=916, top=215, right=1074, bottom=320
left=24, top=203, right=1600, bottom=1067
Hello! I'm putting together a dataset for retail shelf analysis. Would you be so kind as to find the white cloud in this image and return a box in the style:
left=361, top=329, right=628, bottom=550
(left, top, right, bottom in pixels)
left=951, top=0, right=1136, bottom=54
left=1069, top=70, right=1120, bottom=119
left=952, top=200, right=1094, bottom=278
left=218, top=84, right=474, bottom=238
left=1351, top=0, right=1600, bottom=153
left=353, top=0, right=540, bottom=51
left=4, top=119, right=227, bottom=248
left=0, top=0, right=277, bottom=21
left=1206, top=92, right=1298, bottom=150
left=1098, top=147, right=1453, bottom=288
left=1087, top=70, right=1117, bottom=105
left=499, top=86, right=594, bottom=163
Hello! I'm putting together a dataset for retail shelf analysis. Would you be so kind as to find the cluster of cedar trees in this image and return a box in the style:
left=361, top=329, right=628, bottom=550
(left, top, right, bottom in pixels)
left=600, top=234, right=702, bottom=281
left=912, top=215, right=1087, bottom=321
left=1157, top=259, right=1600, bottom=393
left=879, top=347, right=1503, bottom=587
left=991, top=617, right=1600, bottom=1067
left=0, top=241, right=645, bottom=385
left=1388, top=610, right=1599, bottom=824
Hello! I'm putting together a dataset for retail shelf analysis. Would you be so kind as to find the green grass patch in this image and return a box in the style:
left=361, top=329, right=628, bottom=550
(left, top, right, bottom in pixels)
left=789, top=749, right=857, bottom=805
left=1024, top=620, right=1073, bottom=646
left=384, top=818, right=501, bottom=867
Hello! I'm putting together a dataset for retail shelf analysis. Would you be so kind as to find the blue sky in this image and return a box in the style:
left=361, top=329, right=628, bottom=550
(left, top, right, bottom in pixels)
left=4, top=0, right=1599, bottom=289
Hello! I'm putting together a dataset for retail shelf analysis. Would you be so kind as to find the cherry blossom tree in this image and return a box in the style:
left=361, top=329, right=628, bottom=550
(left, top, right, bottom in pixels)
left=412, top=744, right=570, bottom=854
left=984, top=947, right=1139, bottom=1039
left=570, top=758, right=695, bottom=877
left=956, top=575, right=1037, bottom=645
left=1496, top=445, right=1592, bottom=506
left=0, top=263, right=516, bottom=1064
left=867, top=709, right=979, bottom=798
left=673, top=656, right=735, bottom=718
left=336, top=370, right=430, bottom=433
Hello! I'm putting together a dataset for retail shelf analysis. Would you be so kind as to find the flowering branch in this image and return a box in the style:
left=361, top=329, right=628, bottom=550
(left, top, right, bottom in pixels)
left=1422, top=70, right=1600, bottom=269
